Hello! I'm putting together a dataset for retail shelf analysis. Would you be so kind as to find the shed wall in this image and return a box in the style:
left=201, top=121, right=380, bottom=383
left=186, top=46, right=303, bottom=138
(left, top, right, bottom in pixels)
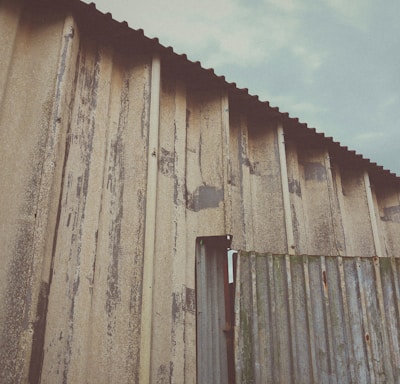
left=0, top=1, right=399, bottom=383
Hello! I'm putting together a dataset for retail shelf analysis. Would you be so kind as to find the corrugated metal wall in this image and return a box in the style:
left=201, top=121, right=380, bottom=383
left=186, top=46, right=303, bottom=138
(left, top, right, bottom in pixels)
left=0, top=0, right=400, bottom=383
left=236, top=252, right=400, bottom=383
left=196, top=237, right=232, bottom=383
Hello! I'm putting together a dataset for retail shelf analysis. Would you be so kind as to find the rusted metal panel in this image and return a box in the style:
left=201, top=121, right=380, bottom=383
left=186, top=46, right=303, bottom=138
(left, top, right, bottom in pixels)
left=236, top=252, right=400, bottom=383
left=196, top=238, right=229, bottom=383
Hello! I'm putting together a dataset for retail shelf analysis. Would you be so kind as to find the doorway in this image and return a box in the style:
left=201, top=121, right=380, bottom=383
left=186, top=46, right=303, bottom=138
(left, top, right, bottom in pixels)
left=196, top=236, right=236, bottom=383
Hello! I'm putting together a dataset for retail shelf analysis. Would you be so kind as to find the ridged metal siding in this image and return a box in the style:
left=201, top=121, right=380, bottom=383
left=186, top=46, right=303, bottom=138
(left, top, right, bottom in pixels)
left=196, top=238, right=231, bottom=383
left=0, top=0, right=399, bottom=383
left=236, top=252, right=400, bottom=383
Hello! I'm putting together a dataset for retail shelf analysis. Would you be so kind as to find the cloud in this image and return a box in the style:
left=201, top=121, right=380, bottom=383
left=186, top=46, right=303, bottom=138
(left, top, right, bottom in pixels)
left=151, top=0, right=301, bottom=68
left=87, top=0, right=305, bottom=68
left=322, top=0, right=373, bottom=30
left=87, top=0, right=327, bottom=93
left=291, top=45, right=328, bottom=83
left=266, top=93, right=327, bottom=128
left=355, top=132, right=385, bottom=141
left=263, top=0, right=301, bottom=12
left=377, top=95, right=399, bottom=112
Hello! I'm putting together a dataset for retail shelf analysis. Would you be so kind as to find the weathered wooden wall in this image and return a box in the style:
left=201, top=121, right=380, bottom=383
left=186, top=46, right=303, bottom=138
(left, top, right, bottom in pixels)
left=236, top=252, right=400, bottom=383
left=0, top=0, right=399, bottom=383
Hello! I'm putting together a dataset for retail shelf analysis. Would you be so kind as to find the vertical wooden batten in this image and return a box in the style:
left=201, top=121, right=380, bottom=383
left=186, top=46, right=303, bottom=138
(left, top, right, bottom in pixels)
left=221, top=92, right=232, bottom=236
left=277, top=124, right=295, bottom=255
left=139, top=53, right=161, bottom=384
left=364, top=171, right=383, bottom=257
left=29, top=14, right=80, bottom=382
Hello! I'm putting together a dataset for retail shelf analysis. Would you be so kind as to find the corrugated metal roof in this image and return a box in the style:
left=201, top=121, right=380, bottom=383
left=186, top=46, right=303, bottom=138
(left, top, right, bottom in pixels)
left=64, top=0, right=400, bottom=184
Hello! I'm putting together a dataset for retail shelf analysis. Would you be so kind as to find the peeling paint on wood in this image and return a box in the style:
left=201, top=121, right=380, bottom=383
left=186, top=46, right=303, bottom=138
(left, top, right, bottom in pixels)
left=159, top=147, right=175, bottom=178
left=288, top=177, right=302, bottom=197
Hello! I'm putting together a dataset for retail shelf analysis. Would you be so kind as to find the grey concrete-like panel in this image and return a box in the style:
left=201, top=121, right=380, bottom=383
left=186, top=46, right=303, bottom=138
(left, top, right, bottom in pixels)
left=336, top=166, right=375, bottom=256
left=375, top=186, right=400, bottom=256
left=296, top=148, right=337, bottom=255
left=246, top=123, right=286, bottom=253
left=0, top=3, right=69, bottom=382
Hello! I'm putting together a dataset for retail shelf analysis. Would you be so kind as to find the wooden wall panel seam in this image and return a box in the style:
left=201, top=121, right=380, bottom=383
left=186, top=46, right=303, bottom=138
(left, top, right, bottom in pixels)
left=139, top=53, right=161, bottom=384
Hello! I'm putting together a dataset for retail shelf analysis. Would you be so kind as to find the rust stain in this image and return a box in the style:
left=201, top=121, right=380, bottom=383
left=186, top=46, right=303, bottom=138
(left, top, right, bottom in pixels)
left=322, top=270, right=327, bottom=290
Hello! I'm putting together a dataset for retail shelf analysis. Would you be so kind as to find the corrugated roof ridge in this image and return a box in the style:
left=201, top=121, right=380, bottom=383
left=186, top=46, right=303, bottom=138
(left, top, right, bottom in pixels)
left=78, top=1, right=398, bottom=181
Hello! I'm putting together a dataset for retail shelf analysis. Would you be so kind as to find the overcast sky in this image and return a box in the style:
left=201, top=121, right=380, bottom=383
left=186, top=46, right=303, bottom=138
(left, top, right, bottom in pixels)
left=84, top=0, right=400, bottom=175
